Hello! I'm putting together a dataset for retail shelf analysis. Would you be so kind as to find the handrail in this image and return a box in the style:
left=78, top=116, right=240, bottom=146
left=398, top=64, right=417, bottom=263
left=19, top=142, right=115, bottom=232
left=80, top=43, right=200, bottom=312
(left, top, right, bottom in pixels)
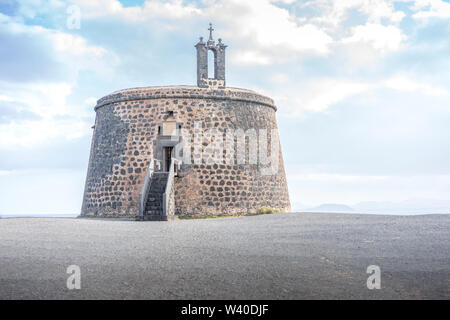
left=162, top=157, right=181, bottom=218
left=140, top=157, right=180, bottom=219
left=172, top=158, right=181, bottom=175
left=139, top=158, right=157, bottom=218
left=154, top=159, right=162, bottom=171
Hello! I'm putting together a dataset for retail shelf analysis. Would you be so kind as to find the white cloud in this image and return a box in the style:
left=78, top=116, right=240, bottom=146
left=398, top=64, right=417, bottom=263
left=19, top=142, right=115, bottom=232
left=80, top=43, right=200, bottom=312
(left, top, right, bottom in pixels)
left=216, top=0, right=333, bottom=62
left=342, top=23, right=406, bottom=53
left=411, top=0, right=450, bottom=20
left=0, top=13, right=113, bottom=149
left=49, top=32, right=106, bottom=57
left=270, top=73, right=290, bottom=84
left=272, top=0, right=296, bottom=4
left=291, top=1, right=410, bottom=56
left=273, top=74, right=446, bottom=116
left=359, top=0, right=406, bottom=23
left=383, top=75, right=448, bottom=96
left=306, top=0, right=406, bottom=28
left=0, top=118, right=91, bottom=149
left=71, top=0, right=201, bottom=20
left=15, top=0, right=65, bottom=19
left=0, top=12, right=117, bottom=78
left=141, top=0, right=201, bottom=19
left=0, top=81, right=92, bottom=149
left=12, top=0, right=419, bottom=67
left=70, top=0, right=333, bottom=64
left=0, top=80, right=91, bottom=119
left=230, top=50, right=273, bottom=66
left=0, top=170, right=12, bottom=176
left=301, top=79, right=372, bottom=112
left=84, top=97, right=98, bottom=106
left=273, top=78, right=374, bottom=115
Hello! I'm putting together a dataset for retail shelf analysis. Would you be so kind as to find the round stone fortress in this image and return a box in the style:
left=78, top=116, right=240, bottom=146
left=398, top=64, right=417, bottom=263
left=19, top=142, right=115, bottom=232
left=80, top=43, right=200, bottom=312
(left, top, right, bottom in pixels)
left=81, top=26, right=290, bottom=220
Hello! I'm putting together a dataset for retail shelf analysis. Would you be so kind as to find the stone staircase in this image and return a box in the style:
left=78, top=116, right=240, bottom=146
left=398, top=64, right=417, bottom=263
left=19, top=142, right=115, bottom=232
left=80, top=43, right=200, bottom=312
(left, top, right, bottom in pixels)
left=141, top=172, right=169, bottom=221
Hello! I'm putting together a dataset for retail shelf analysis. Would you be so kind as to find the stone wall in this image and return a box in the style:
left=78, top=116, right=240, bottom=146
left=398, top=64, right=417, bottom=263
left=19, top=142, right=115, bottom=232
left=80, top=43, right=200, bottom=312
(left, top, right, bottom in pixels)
left=80, top=86, right=291, bottom=218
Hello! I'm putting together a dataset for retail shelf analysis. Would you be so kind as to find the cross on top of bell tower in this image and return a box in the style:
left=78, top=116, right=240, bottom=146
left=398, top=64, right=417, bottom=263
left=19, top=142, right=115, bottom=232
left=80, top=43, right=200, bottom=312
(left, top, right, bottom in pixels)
left=208, top=23, right=214, bottom=41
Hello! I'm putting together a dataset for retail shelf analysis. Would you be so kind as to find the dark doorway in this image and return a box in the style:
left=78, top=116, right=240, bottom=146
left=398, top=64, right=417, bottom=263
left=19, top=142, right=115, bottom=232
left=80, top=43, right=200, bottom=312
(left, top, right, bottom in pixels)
left=162, top=146, right=173, bottom=172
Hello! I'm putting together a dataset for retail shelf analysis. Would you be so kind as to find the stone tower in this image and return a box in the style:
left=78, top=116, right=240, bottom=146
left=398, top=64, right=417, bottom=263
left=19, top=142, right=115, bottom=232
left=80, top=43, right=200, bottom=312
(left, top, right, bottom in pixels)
left=80, top=25, right=291, bottom=220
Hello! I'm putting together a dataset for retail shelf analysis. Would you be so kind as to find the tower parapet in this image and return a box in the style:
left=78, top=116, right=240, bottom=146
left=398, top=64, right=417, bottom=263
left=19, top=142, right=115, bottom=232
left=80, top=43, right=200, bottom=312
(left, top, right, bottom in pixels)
left=195, top=23, right=227, bottom=88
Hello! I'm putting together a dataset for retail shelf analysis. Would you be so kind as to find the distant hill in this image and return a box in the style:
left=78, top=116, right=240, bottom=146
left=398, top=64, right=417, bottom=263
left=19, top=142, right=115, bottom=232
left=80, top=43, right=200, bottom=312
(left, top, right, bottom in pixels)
left=306, top=203, right=355, bottom=213
left=354, top=199, right=450, bottom=214
left=304, top=199, right=450, bottom=215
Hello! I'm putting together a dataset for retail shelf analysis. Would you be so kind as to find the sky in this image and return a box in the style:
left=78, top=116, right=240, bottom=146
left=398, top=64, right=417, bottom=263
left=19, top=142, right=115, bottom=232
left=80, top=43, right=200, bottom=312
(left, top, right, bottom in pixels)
left=0, top=0, right=449, bottom=215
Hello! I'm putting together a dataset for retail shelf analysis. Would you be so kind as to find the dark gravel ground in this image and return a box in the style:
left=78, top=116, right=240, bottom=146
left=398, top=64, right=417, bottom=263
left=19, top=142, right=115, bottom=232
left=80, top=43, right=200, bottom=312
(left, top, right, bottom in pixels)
left=0, top=212, right=448, bottom=299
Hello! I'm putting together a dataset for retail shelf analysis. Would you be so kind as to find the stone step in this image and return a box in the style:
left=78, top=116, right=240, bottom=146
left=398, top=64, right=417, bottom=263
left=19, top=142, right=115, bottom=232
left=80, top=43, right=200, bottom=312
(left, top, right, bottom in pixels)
left=145, top=206, right=162, bottom=210
left=147, top=194, right=162, bottom=198
left=146, top=203, right=162, bottom=207
left=144, top=211, right=162, bottom=216
left=141, top=215, right=168, bottom=221
left=146, top=205, right=162, bottom=209
left=143, top=172, right=170, bottom=220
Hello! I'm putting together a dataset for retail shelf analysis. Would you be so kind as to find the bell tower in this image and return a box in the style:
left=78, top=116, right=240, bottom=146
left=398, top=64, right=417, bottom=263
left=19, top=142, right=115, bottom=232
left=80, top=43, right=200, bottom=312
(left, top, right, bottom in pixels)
left=195, top=23, right=227, bottom=88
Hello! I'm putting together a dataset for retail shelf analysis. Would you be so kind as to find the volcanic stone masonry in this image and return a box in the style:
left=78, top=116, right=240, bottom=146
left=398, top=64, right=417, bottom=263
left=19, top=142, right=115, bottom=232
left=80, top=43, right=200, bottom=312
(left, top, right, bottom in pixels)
left=80, top=25, right=291, bottom=219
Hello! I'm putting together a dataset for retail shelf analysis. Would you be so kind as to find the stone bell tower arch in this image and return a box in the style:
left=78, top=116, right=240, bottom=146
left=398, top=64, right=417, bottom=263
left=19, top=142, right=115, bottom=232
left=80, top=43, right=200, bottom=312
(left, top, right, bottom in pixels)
left=195, top=23, right=227, bottom=88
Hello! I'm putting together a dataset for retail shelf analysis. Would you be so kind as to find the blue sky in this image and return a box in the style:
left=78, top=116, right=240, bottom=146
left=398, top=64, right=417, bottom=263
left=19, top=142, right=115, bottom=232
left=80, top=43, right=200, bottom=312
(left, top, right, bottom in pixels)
left=0, top=0, right=449, bottom=215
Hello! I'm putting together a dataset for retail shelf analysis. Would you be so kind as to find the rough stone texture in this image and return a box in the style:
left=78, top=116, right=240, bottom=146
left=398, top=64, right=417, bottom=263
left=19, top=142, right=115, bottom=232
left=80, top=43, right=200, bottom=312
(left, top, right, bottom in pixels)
left=81, top=86, right=291, bottom=218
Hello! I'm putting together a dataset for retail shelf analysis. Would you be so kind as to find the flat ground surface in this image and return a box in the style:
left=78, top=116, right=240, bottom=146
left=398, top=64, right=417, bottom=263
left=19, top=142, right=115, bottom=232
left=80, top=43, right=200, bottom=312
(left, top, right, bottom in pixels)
left=0, top=213, right=449, bottom=299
